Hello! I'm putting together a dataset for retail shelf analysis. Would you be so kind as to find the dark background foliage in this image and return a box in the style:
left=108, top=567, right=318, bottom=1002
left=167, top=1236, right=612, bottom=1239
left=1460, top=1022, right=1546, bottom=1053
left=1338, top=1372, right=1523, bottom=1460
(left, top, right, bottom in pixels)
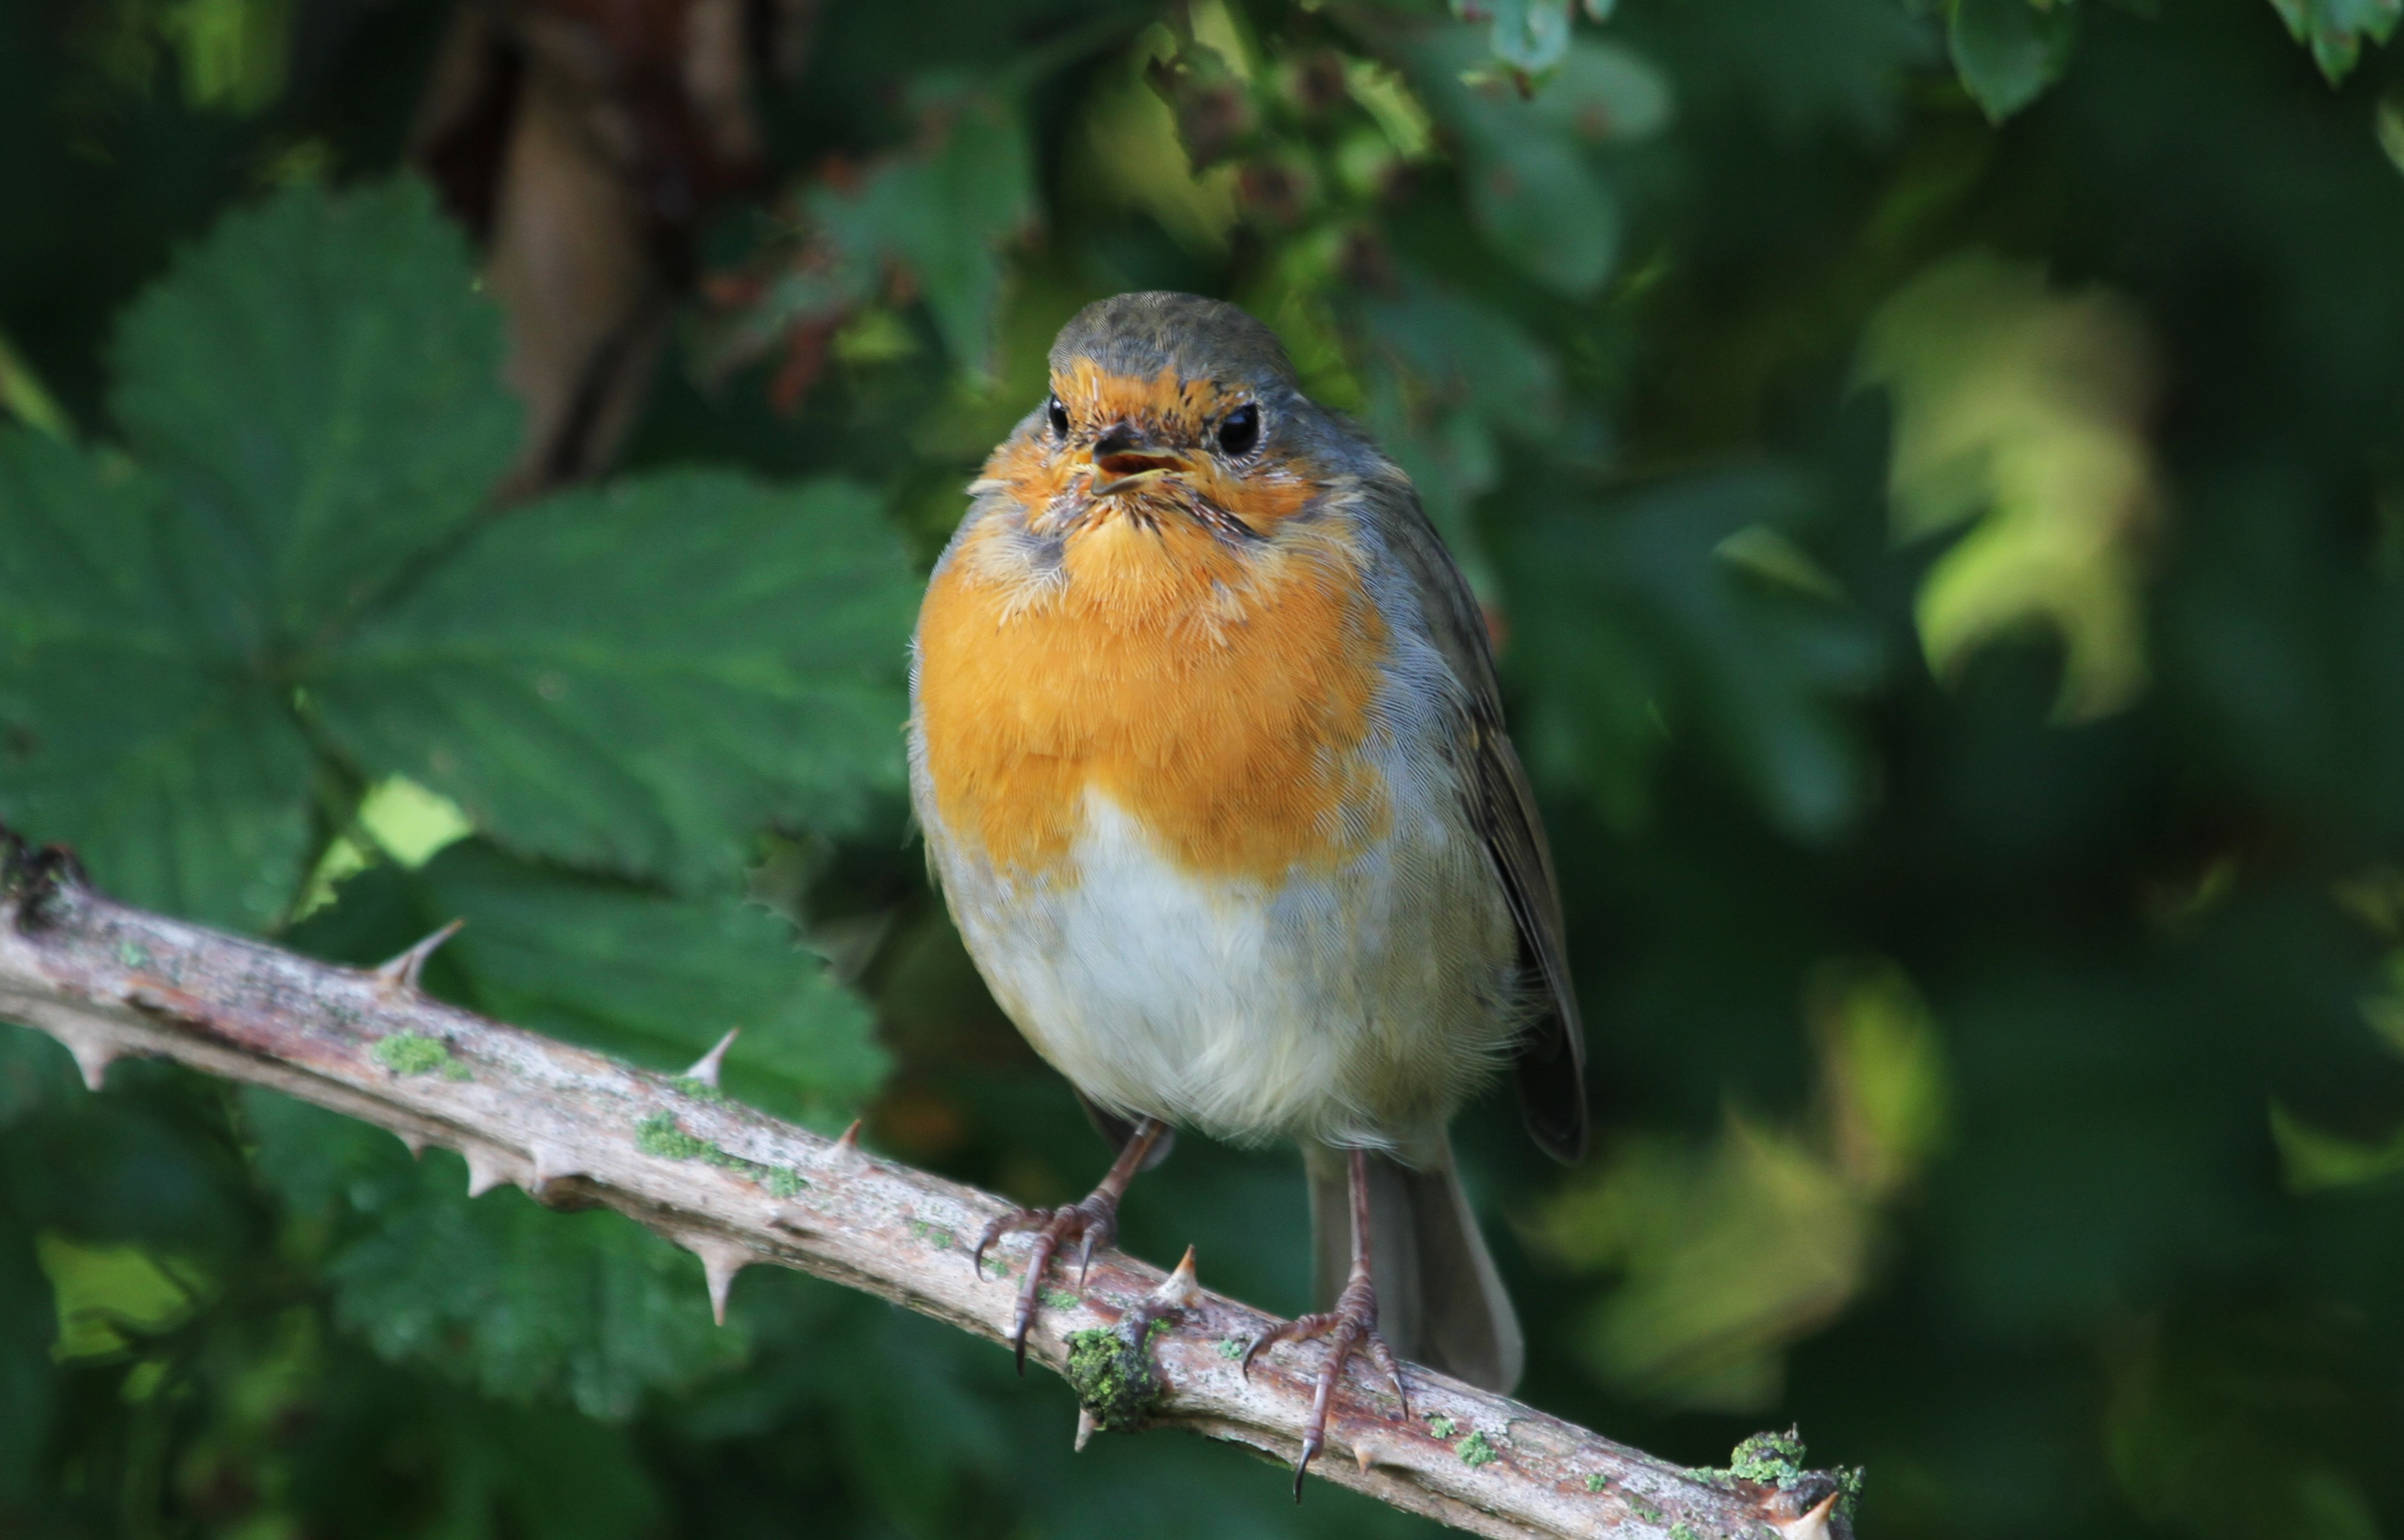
left=6, top=0, right=2404, bottom=1535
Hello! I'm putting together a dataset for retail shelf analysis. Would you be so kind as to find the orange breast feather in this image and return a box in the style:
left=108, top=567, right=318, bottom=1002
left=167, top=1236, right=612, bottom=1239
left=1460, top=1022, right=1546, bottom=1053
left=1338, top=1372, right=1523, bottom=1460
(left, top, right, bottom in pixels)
left=915, top=506, right=1391, bottom=885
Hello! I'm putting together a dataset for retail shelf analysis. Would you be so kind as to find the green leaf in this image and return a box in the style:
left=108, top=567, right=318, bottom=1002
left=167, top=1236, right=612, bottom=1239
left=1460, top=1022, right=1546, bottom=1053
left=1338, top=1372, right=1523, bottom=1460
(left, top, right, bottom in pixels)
left=1534, top=1116, right=1873, bottom=1409
left=0, top=330, right=70, bottom=441
left=0, top=431, right=312, bottom=928
left=1466, top=128, right=1622, bottom=299
left=1505, top=469, right=1882, bottom=841
left=1858, top=252, right=2158, bottom=721
left=2269, top=0, right=2403, bottom=83
left=0, top=178, right=526, bottom=930
left=0, top=1022, right=78, bottom=1132
left=1358, top=275, right=1560, bottom=431
left=337, top=1178, right=743, bottom=1420
left=1354, top=273, right=1560, bottom=588
left=306, top=472, right=916, bottom=892
left=288, top=840, right=888, bottom=1126
left=1948, top=0, right=2078, bottom=121
left=1390, top=22, right=1626, bottom=296
left=109, top=177, right=518, bottom=650
left=811, top=89, right=1035, bottom=375
left=430, top=1398, right=665, bottom=1540
left=1473, top=0, right=1575, bottom=73
left=6, top=1096, right=252, bottom=1256
left=1527, top=41, right=1676, bottom=143
left=0, top=1217, right=52, bottom=1500
left=1635, top=0, right=1935, bottom=143
left=244, top=1090, right=744, bottom=1420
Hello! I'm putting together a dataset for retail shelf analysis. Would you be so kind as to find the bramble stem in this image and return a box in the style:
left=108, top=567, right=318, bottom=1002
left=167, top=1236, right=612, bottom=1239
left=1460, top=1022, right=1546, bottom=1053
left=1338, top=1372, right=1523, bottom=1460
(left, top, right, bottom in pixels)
left=0, top=831, right=1850, bottom=1540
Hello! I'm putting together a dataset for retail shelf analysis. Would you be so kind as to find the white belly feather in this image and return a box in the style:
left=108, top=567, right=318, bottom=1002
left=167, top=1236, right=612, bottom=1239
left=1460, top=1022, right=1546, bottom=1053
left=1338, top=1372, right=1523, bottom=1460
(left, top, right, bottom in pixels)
left=932, top=779, right=1523, bottom=1151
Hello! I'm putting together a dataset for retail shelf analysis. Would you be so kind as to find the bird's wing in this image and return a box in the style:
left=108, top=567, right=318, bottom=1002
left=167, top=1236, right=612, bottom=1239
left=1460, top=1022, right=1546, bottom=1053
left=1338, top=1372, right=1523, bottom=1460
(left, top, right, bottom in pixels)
left=1354, top=468, right=1589, bottom=1164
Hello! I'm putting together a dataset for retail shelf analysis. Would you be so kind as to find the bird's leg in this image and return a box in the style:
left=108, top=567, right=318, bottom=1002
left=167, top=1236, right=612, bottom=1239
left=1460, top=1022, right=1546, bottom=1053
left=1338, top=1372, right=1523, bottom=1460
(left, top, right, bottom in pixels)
left=973, top=1115, right=1168, bottom=1373
left=1240, top=1146, right=1411, bottom=1499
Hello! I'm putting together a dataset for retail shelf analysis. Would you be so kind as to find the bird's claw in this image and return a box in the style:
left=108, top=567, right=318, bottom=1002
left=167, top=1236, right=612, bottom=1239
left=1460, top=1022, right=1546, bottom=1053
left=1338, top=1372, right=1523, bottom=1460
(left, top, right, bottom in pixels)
left=1240, top=1271, right=1409, bottom=1500
left=972, top=1194, right=1121, bottom=1373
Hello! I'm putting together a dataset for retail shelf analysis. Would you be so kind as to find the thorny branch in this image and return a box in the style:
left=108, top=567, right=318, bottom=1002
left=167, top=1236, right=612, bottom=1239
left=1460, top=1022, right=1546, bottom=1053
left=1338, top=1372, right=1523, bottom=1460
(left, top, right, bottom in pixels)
left=0, top=829, right=1854, bottom=1540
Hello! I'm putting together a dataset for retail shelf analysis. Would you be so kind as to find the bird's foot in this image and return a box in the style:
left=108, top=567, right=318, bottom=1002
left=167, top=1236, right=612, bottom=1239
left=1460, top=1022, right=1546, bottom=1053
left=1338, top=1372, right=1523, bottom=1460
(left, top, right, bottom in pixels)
left=974, top=1190, right=1123, bottom=1373
left=1242, top=1269, right=1411, bottom=1499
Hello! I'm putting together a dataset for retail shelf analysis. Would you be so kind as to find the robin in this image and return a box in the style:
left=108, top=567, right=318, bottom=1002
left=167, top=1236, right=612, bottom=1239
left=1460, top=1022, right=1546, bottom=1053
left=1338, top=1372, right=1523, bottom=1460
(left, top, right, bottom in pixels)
left=908, top=291, right=1585, bottom=1491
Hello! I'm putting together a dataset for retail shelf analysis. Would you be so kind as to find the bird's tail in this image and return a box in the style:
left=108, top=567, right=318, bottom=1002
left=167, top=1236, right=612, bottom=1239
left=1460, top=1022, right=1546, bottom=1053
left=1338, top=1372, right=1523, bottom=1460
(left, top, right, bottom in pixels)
left=1304, top=1135, right=1524, bottom=1394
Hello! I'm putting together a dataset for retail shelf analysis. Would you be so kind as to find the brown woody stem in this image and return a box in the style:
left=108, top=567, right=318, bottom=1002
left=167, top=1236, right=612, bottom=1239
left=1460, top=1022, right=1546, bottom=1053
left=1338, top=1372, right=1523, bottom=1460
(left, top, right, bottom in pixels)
left=0, top=830, right=1850, bottom=1540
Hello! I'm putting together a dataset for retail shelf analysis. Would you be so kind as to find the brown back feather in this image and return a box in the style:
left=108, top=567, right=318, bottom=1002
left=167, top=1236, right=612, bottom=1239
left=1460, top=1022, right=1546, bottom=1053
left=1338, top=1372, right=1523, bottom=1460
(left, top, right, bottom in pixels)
left=1359, top=467, right=1589, bottom=1164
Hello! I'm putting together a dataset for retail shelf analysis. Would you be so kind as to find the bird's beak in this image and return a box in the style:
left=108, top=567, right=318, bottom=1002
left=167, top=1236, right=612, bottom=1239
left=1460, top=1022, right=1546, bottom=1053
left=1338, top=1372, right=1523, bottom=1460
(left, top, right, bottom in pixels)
left=1086, top=433, right=1196, bottom=499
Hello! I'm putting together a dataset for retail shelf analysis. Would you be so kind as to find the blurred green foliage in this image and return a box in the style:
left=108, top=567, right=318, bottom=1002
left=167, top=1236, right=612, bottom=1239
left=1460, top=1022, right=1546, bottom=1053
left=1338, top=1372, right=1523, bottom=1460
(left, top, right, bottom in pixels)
left=6, top=1, right=2404, bottom=1537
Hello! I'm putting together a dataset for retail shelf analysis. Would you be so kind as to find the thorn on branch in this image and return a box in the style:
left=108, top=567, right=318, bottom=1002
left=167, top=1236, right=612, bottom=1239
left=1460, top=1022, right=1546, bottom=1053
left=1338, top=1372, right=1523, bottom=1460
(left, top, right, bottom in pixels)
left=682, top=1028, right=739, bottom=1087
left=684, top=1236, right=754, bottom=1326
left=465, top=1145, right=513, bottom=1198
left=59, top=1029, right=119, bottom=1093
left=824, top=1117, right=864, bottom=1168
left=1151, top=1245, right=1200, bottom=1309
left=376, top=918, right=464, bottom=991
left=1768, top=1491, right=1841, bottom=1540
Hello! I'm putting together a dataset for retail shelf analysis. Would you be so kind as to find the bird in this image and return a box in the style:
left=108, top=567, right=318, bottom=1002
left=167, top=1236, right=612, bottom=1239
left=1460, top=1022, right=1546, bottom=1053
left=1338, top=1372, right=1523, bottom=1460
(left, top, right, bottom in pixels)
left=906, top=291, right=1585, bottom=1492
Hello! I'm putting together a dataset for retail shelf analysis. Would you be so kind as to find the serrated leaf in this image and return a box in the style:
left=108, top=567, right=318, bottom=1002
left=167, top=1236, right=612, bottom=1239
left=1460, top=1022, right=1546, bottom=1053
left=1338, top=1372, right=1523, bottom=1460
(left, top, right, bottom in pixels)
left=244, top=1090, right=744, bottom=1420
left=287, top=840, right=888, bottom=1125
left=336, top=1177, right=741, bottom=1420
left=1505, top=469, right=1882, bottom=841
left=109, top=177, right=518, bottom=650
left=238, top=1082, right=417, bottom=1221
left=1948, top=0, right=2078, bottom=121
left=306, top=472, right=915, bottom=892
left=0, top=431, right=312, bottom=928
left=0, top=178, right=529, bottom=931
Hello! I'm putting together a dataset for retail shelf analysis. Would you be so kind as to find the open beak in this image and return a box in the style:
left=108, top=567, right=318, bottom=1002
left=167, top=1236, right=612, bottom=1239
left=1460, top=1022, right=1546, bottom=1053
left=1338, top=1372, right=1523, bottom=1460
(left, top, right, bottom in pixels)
left=1086, top=432, right=1196, bottom=499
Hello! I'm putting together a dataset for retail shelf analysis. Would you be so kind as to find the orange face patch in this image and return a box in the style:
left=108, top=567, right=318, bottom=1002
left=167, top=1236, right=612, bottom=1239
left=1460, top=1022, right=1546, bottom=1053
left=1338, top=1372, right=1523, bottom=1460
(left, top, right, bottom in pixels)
left=917, top=458, right=1390, bottom=884
left=1059, top=360, right=1233, bottom=441
left=974, top=364, right=1319, bottom=539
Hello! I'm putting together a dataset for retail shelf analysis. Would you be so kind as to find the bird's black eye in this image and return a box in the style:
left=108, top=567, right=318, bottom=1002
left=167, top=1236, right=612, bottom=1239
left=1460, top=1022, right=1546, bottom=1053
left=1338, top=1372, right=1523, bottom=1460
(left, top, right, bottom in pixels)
left=1217, top=403, right=1261, bottom=457
left=1046, top=394, right=1070, bottom=438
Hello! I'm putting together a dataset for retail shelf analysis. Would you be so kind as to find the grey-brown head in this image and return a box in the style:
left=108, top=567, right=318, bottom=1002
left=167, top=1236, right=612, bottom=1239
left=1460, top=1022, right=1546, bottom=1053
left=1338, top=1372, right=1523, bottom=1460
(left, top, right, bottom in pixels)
left=1047, top=291, right=1301, bottom=399
left=997, top=292, right=1356, bottom=536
